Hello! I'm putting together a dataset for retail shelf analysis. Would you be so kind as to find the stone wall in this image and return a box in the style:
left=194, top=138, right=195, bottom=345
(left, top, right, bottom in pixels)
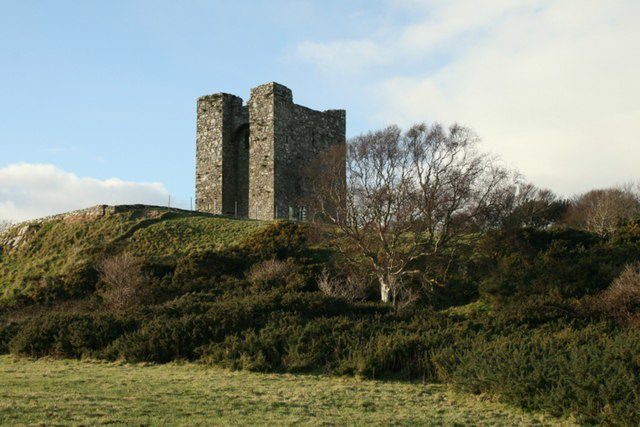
left=195, top=93, right=248, bottom=215
left=196, top=82, right=345, bottom=220
left=275, top=97, right=346, bottom=220
left=247, top=83, right=278, bottom=220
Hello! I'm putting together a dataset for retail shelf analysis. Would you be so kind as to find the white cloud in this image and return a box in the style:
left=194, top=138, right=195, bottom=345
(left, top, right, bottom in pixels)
left=0, top=164, right=170, bottom=222
left=295, top=0, right=640, bottom=196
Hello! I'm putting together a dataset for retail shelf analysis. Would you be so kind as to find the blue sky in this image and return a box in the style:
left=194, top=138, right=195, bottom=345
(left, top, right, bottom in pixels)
left=1, top=0, right=639, bottom=220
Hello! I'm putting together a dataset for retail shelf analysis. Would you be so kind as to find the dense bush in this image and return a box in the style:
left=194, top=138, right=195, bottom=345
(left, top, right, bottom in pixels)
left=203, top=313, right=447, bottom=380
left=435, top=323, right=640, bottom=424
left=478, top=227, right=640, bottom=299
left=0, top=321, right=19, bottom=353
left=103, top=291, right=354, bottom=363
left=107, top=314, right=215, bottom=362
left=170, top=251, right=248, bottom=293
left=8, top=313, right=136, bottom=358
left=242, top=221, right=308, bottom=260
left=26, top=264, right=99, bottom=305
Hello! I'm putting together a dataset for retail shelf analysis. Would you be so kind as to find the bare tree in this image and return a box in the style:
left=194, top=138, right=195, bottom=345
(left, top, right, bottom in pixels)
left=565, top=185, right=640, bottom=236
left=97, top=252, right=151, bottom=311
left=307, top=123, right=514, bottom=308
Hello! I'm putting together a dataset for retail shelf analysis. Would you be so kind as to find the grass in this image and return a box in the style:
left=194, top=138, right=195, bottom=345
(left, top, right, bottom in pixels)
left=128, top=215, right=267, bottom=260
left=0, top=207, right=269, bottom=303
left=443, top=299, right=492, bottom=317
left=0, top=356, right=575, bottom=426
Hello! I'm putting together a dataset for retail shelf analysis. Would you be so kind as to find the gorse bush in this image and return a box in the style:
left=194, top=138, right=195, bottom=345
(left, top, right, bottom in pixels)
left=477, top=227, right=640, bottom=300
left=435, top=324, right=640, bottom=424
left=202, top=312, right=446, bottom=380
left=0, top=321, right=19, bottom=353
left=8, top=313, right=136, bottom=358
left=242, top=221, right=308, bottom=260
left=99, top=290, right=354, bottom=363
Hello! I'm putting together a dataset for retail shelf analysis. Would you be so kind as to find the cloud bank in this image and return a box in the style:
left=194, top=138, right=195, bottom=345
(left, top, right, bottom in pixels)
left=295, top=0, right=640, bottom=196
left=0, top=164, right=170, bottom=222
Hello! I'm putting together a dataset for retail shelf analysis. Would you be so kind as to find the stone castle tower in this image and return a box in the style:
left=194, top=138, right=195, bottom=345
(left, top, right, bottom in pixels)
left=195, top=82, right=346, bottom=220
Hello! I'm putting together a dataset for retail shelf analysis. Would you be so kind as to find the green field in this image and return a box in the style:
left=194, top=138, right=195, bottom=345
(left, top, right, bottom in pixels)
left=0, top=356, right=573, bottom=426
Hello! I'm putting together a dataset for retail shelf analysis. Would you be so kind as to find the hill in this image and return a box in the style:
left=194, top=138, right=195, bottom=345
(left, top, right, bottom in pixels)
left=0, top=205, right=270, bottom=306
left=0, top=205, right=639, bottom=424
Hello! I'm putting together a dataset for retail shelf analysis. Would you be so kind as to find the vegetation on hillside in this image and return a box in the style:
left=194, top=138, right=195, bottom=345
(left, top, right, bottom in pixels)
left=0, top=205, right=639, bottom=423
left=0, top=208, right=269, bottom=306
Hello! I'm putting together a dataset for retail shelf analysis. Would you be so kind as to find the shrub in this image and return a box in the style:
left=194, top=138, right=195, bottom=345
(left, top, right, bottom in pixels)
left=109, top=291, right=352, bottom=363
left=8, top=313, right=136, bottom=358
left=202, top=314, right=366, bottom=373
left=25, top=264, right=99, bottom=305
left=247, top=259, right=295, bottom=288
left=203, top=309, right=457, bottom=380
left=242, top=221, right=308, bottom=260
left=0, top=321, right=19, bottom=353
left=171, top=251, right=248, bottom=293
left=108, top=314, right=215, bottom=362
left=435, top=324, right=640, bottom=424
left=316, top=268, right=368, bottom=302
left=97, top=252, right=152, bottom=310
left=478, top=227, right=639, bottom=300
left=587, top=262, right=640, bottom=322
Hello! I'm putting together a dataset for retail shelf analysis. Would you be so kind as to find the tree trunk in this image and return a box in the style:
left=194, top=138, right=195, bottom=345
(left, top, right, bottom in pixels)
left=379, top=275, right=393, bottom=304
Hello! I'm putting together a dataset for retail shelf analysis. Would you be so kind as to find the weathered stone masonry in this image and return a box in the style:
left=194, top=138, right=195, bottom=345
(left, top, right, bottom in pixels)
left=195, top=82, right=346, bottom=220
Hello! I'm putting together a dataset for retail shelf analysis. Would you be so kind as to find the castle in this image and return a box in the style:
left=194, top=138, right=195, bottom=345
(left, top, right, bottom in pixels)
left=195, top=82, right=346, bottom=220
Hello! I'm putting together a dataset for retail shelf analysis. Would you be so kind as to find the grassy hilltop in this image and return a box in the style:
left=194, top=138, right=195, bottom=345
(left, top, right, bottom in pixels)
left=0, top=206, right=269, bottom=306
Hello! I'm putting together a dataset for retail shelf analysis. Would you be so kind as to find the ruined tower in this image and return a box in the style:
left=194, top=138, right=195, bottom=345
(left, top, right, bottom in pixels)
left=195, top=82, right=346, bottom=220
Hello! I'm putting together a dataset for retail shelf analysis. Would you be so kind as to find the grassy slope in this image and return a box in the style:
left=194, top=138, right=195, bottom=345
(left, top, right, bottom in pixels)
left=0, top=207, right=269, bottom=302
left=0, top=356, right=574, bottom=426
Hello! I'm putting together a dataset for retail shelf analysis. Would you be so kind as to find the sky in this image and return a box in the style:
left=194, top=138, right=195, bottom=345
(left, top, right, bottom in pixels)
left=1, top=0, right=639, bottom=221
